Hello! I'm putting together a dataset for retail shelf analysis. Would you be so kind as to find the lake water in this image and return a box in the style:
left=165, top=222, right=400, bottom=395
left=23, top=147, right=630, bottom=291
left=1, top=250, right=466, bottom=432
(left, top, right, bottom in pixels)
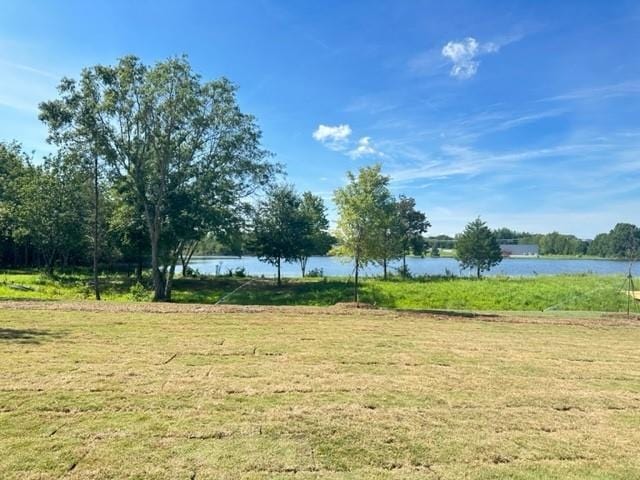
left=189, top=255, right=640, bottom=278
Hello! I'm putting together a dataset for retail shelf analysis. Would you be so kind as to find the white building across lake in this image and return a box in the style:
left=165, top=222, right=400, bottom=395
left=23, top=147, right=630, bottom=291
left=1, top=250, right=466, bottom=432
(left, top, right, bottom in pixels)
left=499, top=244, right=539, bottom=257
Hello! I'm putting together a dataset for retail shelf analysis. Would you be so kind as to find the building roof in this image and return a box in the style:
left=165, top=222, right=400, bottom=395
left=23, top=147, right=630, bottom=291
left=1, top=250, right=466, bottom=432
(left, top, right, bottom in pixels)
left=499, top=244, right=539, bottom=256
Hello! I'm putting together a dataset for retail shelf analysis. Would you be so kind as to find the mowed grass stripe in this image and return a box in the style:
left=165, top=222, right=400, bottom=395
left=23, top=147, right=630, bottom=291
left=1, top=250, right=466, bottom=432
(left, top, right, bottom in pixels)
left=1, top=307, right=639, bottom=479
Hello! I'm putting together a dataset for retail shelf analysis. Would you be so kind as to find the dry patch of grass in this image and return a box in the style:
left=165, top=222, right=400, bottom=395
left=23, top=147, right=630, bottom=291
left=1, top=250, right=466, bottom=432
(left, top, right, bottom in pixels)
left=1, top=304, right=640, bottom=479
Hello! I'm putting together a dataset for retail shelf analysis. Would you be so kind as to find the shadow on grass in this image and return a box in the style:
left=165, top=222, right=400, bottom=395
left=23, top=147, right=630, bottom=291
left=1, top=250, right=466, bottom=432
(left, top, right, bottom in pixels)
left=0, top=327, right=64, bottom=344
left=172, top=277, right=408, bottom=307
left=198, top=278, right=354, bottom=306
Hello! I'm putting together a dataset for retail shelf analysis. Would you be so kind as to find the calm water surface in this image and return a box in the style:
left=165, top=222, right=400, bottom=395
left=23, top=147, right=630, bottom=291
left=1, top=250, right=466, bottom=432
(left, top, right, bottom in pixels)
left=189, top=256, right=640, bottom=278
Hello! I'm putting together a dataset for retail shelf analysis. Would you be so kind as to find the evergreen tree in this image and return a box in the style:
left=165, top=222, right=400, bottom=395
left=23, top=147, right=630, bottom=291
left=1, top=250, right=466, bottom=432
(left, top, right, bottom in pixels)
left=456, top=217, right=502, bottom=278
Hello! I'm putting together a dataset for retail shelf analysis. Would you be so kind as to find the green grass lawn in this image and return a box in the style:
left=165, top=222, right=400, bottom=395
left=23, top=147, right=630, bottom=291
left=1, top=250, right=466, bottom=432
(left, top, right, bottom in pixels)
left=1, top=305, right=640, bottom=478
left=0, top=270, right=635, bottom=312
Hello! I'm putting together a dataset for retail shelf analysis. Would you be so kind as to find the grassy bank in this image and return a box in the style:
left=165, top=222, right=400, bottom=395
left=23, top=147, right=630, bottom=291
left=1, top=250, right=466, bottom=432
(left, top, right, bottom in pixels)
left=0, top=270, right=634, bottom=312
left=1, top=306, right=640, bottom=478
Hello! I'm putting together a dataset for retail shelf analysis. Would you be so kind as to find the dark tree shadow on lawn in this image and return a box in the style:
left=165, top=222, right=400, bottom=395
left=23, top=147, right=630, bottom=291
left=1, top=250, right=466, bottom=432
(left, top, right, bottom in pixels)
left=0, top=327, right=63, bottom=344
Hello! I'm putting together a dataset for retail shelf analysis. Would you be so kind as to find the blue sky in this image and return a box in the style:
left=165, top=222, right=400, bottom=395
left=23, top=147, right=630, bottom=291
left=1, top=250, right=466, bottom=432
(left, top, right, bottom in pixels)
left=1, top=1, right=639, bottom=238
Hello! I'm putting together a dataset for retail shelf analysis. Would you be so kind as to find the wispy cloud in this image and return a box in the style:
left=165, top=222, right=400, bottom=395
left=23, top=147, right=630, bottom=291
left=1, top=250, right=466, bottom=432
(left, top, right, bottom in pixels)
left=344, top=95, right=399, bottom=115
left=0, top=94, right=40, bottom=113
left=0, top=59, right=59, bottom=114
left=540, top=81, right=640, bottom=102
left=387, top=141, right=611, bottom=182
left=0, top=59, right=58, bottom=79
left=348, top=136, right=383, bottom=159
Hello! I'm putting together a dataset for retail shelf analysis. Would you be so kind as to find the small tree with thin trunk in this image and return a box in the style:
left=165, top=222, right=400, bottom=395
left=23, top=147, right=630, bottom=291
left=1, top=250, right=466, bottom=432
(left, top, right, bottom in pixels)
left=376, top=201, right=402, bottom=280
left=395, top=195, right=430, bottom=277
left=297, top=192, right=333, bottom=277
left=333, top=164, right=392, bottom=302
left=455, top=217, right=502, bottom=278
left=252, top=185, right=307, bottom=286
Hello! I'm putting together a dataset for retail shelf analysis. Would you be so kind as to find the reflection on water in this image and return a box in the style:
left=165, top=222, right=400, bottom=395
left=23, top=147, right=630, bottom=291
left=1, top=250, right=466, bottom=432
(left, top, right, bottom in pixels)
left=189, top=256, right=640, bottom=278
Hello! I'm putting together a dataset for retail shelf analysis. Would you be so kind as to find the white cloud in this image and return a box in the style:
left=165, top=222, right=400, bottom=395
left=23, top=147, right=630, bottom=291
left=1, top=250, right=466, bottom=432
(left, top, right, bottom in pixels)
left=348, top=136, right=382, bottom=158
left=313, top=125, right=384, bottom=158
left=312, top=124, right=352, bottom=150
left=441, top=37, right=501, bottom=79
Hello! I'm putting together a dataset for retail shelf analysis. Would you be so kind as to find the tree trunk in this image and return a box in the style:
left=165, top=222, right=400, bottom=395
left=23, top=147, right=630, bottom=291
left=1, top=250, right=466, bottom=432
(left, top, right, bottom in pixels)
left=164, top=258, right=177, bottom=301
left=354, top=256, right=359, bottom=305
left=181, top=258, right=189, bottom=277
left=135, top=256, right=143, bottom=284
left=300, top=256, right=308, bottom=277
left=150, top=231, right=165, bottom=301
left=402, top=253, right=407, bottom=278
left=476, top=265, right=481, bottom=279
left=93, top=154, right=101, bottom=301
left=45, top=251, right=55, bottom=276
left=383, top=258, right=388, bottom=280
left=179, top=240, right=198, bottom=277
left=277, top=257, right=281, bottom=286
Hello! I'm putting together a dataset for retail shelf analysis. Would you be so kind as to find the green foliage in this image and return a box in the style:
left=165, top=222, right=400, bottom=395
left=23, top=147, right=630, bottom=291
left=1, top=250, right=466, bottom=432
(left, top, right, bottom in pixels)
left=333, top=165, right=393, bottom=267
left=606, top=223, right=640, bottom=258
left=395, top=194, right=430, bottom=261
left=128, top=282, right=150, bottom=302
left=39, top=55, right=277, bottom=300
left=333, top=164, right=396, bottom=297
left=306, top=267, right=324, bottom=278
left=456, top=217, right=502, bottom=278
left=586, top=223, right=640, bottom=259
left=495, top=227, right=589, bottom=256
left=16, top=155, right=92, bottom=272
left=426, top=234, right=455, bottom=249
left=0, top=142, right=30, bottom=266
left=252, top=185, right=307, bottom=285
left=298, top=191, right=334, bottom=276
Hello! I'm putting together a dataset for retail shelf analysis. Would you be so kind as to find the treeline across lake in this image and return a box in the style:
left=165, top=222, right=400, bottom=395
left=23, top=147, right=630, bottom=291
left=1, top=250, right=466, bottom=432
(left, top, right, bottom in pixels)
left=1, top=55, right=638, bottom=303
left=492, top=225, right=640, bottom=258
left=426, top=226, right=640, bottom=259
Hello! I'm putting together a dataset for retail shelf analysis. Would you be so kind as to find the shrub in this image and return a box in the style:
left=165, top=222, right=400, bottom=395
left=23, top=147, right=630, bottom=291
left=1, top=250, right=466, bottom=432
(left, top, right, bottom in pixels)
left=307, top=268, right=324, bottom=278
left=129, top=282, right=150, bottom=302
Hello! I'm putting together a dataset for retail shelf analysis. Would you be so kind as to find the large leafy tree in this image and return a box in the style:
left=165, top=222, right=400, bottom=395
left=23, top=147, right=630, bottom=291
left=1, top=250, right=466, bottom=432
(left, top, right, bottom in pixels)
left=297, top=192, right=333, bottom=277
left=40, top=55, right=277, bottom=301
left=252, top=185, right=307, bottom=285
left=334, top=164, right=393, bottom=302
left=456, top=217, right=502, bottom=278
